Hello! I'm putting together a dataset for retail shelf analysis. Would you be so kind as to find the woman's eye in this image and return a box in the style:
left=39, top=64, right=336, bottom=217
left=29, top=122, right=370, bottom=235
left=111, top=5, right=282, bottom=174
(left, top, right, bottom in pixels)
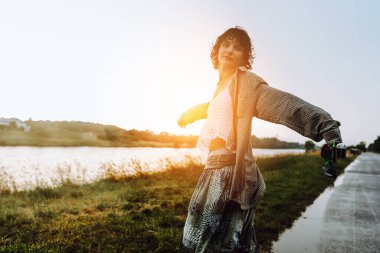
left=222, top=41, right=230, bottom=47
left=234, top=45, right=242, bottom=51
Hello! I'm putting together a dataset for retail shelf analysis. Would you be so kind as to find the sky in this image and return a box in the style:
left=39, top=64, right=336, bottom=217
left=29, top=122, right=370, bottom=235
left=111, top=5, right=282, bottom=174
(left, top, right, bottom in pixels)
left=0, top=0, right=379, bottom=146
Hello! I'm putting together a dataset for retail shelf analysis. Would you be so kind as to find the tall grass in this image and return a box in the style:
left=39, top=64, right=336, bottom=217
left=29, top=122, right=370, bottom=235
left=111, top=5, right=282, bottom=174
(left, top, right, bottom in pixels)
left=0, top=153, right=355, bottom=252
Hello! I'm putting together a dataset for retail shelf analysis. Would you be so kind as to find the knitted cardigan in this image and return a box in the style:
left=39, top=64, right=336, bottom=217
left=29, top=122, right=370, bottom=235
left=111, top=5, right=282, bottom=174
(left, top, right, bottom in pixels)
left=183, top=67, right=342, bottom=210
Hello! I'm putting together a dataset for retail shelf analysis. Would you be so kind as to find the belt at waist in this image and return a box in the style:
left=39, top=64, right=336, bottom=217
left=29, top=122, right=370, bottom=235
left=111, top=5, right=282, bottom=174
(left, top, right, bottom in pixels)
left=210, top=138, right=226, bottom=151
left=206, top=153, right=236, bottom=169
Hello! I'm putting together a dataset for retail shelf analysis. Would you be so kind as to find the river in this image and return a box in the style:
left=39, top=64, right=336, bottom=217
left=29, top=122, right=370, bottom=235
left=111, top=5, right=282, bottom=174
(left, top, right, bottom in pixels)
left=0, top=146, right=304, bottom=191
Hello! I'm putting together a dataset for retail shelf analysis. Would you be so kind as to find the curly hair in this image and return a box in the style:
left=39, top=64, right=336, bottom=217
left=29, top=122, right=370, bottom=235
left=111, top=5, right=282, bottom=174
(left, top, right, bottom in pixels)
left=210, top=26, right=255, bottom=70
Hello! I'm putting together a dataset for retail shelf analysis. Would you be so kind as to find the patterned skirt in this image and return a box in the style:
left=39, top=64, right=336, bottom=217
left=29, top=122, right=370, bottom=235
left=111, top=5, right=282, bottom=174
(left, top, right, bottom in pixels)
left=182, top=165, right=258, bottom=253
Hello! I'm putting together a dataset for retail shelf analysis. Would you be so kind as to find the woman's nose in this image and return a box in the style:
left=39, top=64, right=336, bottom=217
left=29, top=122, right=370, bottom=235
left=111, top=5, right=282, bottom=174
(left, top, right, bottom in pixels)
left=224, top=46, right=233, bottom=54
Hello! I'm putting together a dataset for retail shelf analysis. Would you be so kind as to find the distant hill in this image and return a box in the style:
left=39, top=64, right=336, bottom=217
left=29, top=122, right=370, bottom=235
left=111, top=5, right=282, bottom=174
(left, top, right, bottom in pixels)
left=0, top=118, right=198, bottom=147
left=0, top=118, right=305, bottom=149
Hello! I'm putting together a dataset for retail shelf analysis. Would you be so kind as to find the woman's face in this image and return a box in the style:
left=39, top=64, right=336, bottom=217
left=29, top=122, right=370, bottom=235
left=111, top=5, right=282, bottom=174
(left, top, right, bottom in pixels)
left=217, top=38, right=245, bottom=70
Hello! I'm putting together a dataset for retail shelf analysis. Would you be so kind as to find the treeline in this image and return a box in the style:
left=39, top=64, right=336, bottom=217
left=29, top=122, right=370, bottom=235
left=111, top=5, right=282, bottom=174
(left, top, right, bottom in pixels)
left=0, top=119, right=304, bottom=148
left=342, top=137, right=380, bottom=153
left=251, top=135, right=304, bottom=149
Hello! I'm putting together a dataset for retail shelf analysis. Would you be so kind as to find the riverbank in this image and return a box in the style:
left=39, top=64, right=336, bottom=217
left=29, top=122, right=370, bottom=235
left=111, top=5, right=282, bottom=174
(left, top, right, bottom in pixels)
left=0, top=152, right=355, bottom=252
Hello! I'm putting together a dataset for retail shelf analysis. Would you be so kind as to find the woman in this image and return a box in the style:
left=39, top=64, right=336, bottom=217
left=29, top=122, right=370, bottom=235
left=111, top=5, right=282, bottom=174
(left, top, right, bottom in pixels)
left=178, top=27, right=342, bottom=253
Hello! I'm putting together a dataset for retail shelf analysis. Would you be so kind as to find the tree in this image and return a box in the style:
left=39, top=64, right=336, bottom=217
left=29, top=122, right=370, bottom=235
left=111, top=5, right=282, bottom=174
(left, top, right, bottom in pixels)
left=368, top=136, right=380, bottom=153
left=375, top=136, right=380, bottom=153
left=355, top=141, right=367, bottom=152
left=305, top=140, right=315, bottom=153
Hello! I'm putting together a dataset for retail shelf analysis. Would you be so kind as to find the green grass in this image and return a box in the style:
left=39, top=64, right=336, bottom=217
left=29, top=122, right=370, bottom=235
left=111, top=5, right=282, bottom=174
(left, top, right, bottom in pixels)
left=0, top=153, right=356, bottom=252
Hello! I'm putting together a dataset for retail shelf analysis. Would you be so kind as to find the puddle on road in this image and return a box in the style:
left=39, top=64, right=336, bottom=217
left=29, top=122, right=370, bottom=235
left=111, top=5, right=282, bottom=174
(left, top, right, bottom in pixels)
left=270, top=165, right=351, bottom=253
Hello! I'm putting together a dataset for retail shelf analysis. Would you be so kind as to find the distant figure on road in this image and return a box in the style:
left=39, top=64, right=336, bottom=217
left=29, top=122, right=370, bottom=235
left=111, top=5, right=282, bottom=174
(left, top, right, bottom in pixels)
left=177, top=26, right=342, bottom=253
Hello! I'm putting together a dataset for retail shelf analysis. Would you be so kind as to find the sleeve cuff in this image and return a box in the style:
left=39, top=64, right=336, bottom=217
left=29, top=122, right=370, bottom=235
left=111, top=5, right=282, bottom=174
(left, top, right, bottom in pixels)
left=322, top=128, right=342, bottom=146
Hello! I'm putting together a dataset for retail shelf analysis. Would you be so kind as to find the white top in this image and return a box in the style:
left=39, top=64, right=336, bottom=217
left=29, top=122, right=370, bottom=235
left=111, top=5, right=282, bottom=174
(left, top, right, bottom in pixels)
left=196, top=80, right=235, bottom=155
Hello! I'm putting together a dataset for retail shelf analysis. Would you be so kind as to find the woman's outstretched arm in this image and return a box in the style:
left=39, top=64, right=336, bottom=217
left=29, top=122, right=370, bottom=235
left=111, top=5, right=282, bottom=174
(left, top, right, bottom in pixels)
left=253, top=83, right=342, bottom=145
left=177, top=102, right=209, bottom=127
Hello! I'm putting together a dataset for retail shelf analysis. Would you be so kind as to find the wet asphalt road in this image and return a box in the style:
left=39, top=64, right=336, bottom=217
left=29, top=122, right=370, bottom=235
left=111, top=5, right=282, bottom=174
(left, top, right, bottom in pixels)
left=318, top=152, right=380, bottom=253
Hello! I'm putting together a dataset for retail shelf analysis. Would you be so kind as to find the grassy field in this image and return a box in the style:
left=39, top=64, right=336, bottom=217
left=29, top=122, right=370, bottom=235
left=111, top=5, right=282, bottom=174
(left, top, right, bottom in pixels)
left=0, top=152, right=355, bottom=252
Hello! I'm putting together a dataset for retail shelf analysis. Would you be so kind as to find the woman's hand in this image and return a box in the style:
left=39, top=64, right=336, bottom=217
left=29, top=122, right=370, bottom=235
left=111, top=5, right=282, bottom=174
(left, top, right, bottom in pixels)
left=320, top=142, right=338, bottom=161
left=320, top=142, right=343, bottom=177
left=177, top=111, right=193, bottom=128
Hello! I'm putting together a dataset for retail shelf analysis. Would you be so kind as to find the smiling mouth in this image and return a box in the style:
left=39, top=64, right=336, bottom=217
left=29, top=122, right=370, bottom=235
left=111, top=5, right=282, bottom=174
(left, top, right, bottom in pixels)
left=223, top=56, right=232, bottom=61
